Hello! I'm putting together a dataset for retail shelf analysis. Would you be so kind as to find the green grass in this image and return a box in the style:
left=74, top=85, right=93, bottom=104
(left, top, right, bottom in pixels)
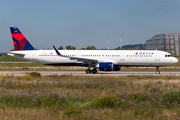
left=0, top=63, right=45, bottom=67
left=0, top=56, right=27, bottom=62
left=1, top=75, right=180, bottom=119
left=173, top=55, right=180, bottom=57
left=163, top=91, right=180, bottom=104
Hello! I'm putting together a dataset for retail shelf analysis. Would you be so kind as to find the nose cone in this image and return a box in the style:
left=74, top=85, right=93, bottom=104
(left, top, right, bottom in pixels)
left=173, top=57, right=179, bottom=64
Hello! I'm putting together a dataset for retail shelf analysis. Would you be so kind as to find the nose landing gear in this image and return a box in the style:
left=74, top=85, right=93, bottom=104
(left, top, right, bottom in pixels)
left=156, top=66, right=160, bottom=74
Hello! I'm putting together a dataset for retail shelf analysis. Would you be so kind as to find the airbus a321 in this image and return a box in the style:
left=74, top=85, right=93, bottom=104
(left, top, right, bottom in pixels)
left=7, top=27, right=178, bottom=74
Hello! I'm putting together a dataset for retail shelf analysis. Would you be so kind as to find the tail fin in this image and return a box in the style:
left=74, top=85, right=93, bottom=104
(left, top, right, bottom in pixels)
left=10, top=27, right=36, bottom=51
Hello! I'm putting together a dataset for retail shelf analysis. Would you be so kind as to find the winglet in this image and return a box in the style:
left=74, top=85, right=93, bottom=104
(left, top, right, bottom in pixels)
left=53, top=45, right=62, bottom=56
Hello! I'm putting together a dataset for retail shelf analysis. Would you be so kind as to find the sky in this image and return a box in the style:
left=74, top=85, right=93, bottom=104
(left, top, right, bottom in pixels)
left=0, top=0, right=180, bottom=52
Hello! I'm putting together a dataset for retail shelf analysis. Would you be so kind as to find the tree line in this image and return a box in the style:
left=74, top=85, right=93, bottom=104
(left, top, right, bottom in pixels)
left=58, top=46, right=97, bottom=50
left=115, top=47, right=139, bottom=50
left=58, top=46, right=139, bottom=50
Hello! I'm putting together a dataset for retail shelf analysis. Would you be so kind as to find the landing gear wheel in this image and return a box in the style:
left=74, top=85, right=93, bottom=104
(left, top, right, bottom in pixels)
left=156, top=66, right=160, bottom=74
left=86, top=69, right=91, bottom=74
left=92, top=69, right=97, bottom=74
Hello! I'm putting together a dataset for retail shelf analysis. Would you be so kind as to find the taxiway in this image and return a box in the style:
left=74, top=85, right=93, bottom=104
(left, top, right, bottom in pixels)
left=0, top=71, right=180, bottom=76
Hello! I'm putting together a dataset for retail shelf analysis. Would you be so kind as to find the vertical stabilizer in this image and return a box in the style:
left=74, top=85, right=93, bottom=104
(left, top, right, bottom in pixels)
left=10, top=27, right=36, bottom=51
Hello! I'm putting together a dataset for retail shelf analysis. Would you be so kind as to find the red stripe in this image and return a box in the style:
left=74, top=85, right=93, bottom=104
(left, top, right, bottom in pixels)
left=19, top=38, right=27, bottom=50
left=11, top=34, right=26, bottom=41
left=12, top=33, right=27, bottom=50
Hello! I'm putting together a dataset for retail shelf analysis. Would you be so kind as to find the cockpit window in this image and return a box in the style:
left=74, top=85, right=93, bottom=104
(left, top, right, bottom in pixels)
left=165, top=54, right=172, bottom=57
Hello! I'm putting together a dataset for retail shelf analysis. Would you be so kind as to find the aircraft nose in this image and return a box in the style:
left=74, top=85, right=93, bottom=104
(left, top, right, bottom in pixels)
left=173, top=57, right=179, bottom=64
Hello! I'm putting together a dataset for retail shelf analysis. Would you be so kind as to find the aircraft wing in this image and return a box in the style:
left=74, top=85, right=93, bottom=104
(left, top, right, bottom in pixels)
left=69, top=57, right=98, bottom=64
left=53, top=46, right=98, bottom=64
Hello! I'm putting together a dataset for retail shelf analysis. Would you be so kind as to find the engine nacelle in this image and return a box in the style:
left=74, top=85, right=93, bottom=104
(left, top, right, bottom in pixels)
left=113, top=65, right=121, bottom=71
left=96, top=62, right=121, bottom=71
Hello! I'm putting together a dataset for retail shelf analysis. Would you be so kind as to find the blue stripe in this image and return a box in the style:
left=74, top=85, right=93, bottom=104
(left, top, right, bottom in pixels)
left=10, top=27, right=21, bottom=34
left=23, top=41, right=35, bottom=50
left=12, top=38, right=20, bottom=50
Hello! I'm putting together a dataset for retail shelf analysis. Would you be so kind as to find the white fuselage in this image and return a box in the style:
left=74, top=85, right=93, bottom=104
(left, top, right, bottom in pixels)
left=8, top=50, right=178, bottom=67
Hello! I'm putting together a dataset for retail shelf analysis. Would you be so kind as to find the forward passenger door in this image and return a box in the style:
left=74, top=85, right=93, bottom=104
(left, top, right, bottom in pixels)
left=155, top=53, right=160, bottom=61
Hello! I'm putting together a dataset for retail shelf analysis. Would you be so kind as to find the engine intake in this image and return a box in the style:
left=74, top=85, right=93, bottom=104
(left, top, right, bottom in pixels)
left=96, top=62, right=121, bottom=71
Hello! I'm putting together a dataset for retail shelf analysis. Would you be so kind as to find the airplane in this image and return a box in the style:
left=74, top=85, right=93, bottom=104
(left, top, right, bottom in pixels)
left=7, top=27, right=178, bottom=74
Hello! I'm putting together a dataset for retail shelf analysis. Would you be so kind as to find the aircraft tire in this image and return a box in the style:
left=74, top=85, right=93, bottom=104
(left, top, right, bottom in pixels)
left=156, top=71, right=160, bottom=74
left=86, top=69, right=91, bottom=74
left=92, top=69, right=97, bottom=74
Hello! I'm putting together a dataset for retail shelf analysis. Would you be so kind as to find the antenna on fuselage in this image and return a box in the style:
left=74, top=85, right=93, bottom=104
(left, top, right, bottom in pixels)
left=120, top=34, right=122, bottom=49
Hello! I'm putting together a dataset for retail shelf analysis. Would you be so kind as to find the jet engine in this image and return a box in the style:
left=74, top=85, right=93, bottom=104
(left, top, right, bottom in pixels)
left=96, top=62, right=121, bottom=71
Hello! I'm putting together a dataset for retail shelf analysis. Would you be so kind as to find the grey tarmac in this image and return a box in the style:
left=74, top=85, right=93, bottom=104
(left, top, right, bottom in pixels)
left=0, top=71, right=180, bottom=76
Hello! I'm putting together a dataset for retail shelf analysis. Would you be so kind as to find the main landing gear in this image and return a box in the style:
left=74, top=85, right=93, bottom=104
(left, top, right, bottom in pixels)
left=86, top=69, right=97, bottom=74
left=156, top=66, right=160, bottom=74
left=92, top=69, right=97, bottom=74
left=86, top=69, right=91, bottom=74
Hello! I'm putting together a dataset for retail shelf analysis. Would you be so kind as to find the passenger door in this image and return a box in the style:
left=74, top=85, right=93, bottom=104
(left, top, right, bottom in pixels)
left=120, top=54, right=125, bottom=61
left=155, top=53, right=160, bottom=61
left=32, top=51, right=38, bottom=63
